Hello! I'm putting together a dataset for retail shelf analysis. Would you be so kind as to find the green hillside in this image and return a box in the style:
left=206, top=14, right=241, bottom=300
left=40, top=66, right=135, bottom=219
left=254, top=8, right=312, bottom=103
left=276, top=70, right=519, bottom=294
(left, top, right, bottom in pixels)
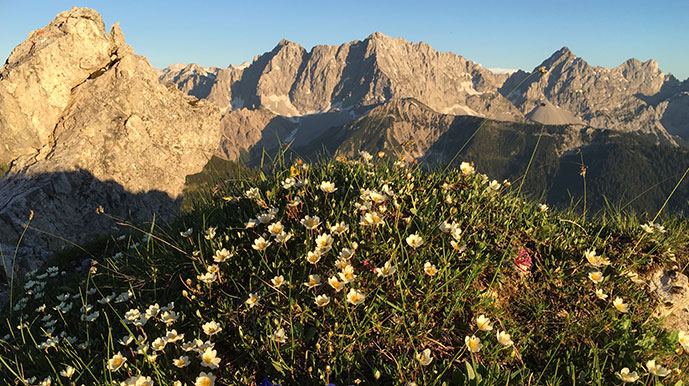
left=2, top=156, right=688, bottom=385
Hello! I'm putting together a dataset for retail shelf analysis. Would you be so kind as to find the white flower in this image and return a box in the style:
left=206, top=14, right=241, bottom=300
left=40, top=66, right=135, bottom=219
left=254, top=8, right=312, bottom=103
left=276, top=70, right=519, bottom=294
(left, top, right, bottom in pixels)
left=314, top=294, right=330, bottom=307
left=124, top=309, right=142, bottom=323
left=287, top=196, right=302, bottom=207
left=460, top=161, right=475, bottom=175
left=180, top=227, right=193, bottom=237
left=346, top=288, right=366, bottom=305
left=202, top=321, right=222, bottom=337
left=121, top=375, right=154, bottom=386
left=613, top=297, right=629, bottom=313
left=616, top=368, right=639, bottom=383
left=108, top=352, right=127, bottom=371
left=252, top=236, right=271, bottom=251
left=627, top=271, right=645, bottom=284
left=327, top=276, right=345, bottom=292
left=204, top=227, right=217, bottom=240
left=360, top=211, right=384, bottom=226
left=330, top=221, right=349, bottom=235
left=245, top=293, right=260, bottom=308
left=274, top=231, right=293, bottom=243
left=646, top=359, right=669, bottom=377
left=81, top=311, right=100, bottom=322
left=59, top=366, right=76, bottom=378
left=476, top=315, right=492, bottom=331
left=588, top=270, right=604, bottom=284
left=173, top=355, right=190, bottom=368
left=306, top=250, right=322, bottom=264
left=488, top=180, right=500, bottom=191
left=200, top=348, right=221, bottom=369
left=197, top=272, right=217, bottom=284
left=538, top=204, right=549, bottom=212
left=303, top=274, right=322, bottom=289
left=151, top=337, right=167, bottom=351
left=320, top=181, right=338, bottom=193
left=281, top=177, right=296, bottom=189
left=213, top=248, right=232, bottom=263
left=338, top=248, right=355, bottom=260
left=640, top=223, right=654, bottom=234
left=416, top=348, right=432, bottom=366
left=359, top=151, right=373, bottom=162
left=38, top=377, right=51, bottom=386
left=271, top=275, right=285, bottom=288
left=115, top=290, right=133, bottom=303
left=595, top=289, right=608, bottom=300
left=256, top=213, right=274, bottom=224
left=424, top=262, right=438, bottom=276
left=271, top=328, right=287, bottom=344
left=267, top=222, right=285, bottom=236
left=584, top=249, right=610, bottom=267
left=165, top=329, right=183, bottom=343
left=339, top=264, right=357, bottom=283
left=678, top=330, right=689, bottom=351
left=119, top=334, right=134, bottom=346
left=195, top=372, right=216, bottom=386
left=301, top=215, right=321, bottom=230
left=450, top=240, right=466, bottom=252
left=315, top=233, right=334, bottom=252
left=374, top=260, right=396, bottom=277
left=406, top=233, right=424, bottom=248
left=496, top=331, right=513, bottom=347
left=465, top=335, right=482, bottom=352
left=145, top=304, right=161, bottom=319
left=97, top=292, right=117, bottom=305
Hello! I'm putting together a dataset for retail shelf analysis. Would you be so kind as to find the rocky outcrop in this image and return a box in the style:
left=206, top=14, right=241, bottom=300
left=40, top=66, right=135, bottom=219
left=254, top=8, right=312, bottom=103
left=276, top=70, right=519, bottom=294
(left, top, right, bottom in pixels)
left=0, top=7, right=125, bottom=165
left=649, top=269, right=689, bottom=332
left=0, top=8, right=221, bottom=274
left=502, top=47, right=686, bottom=144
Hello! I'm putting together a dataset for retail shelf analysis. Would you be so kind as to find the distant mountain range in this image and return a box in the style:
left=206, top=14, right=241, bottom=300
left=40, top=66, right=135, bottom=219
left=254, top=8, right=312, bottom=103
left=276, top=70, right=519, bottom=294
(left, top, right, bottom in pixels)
left=161, top=32, right=689, bottom=161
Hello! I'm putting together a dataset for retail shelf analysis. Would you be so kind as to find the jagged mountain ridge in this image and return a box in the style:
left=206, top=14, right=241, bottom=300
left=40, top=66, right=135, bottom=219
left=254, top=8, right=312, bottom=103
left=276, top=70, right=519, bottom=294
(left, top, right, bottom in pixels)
left=164, top=33, right=521, bottom=119
left=160, top=32, right=528, bottom=161
left=501, top=47, right=689, bottom=143
left=162, top=35, right=688, bottom=162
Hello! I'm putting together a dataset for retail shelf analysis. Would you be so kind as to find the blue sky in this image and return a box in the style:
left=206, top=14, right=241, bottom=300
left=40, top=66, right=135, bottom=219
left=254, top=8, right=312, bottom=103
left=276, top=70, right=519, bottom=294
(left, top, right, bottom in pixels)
left=1, top=0, right=688, bottom=79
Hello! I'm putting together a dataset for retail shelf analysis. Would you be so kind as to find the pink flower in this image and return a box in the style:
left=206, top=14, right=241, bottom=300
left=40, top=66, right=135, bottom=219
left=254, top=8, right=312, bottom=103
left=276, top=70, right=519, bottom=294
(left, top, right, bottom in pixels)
left=514, top=248, right=532, bottom=272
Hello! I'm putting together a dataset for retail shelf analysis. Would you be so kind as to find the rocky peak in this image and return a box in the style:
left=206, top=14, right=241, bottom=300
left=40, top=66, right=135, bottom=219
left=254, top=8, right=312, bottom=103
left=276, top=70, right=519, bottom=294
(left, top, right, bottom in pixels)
left=0, top=8, right=221, bottom=275
left=0, top=7, right=128, bottom=165
left=502, top=46, right=683, bottom=144
left=539, top=46, right=579, bottom=72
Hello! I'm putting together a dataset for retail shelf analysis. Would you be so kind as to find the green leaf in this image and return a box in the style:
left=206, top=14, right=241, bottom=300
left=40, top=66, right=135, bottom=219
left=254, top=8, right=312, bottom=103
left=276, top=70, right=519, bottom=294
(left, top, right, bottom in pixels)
left=465, top=361, right=476, bottom=380
left=272, top=359, right=286, bottom=374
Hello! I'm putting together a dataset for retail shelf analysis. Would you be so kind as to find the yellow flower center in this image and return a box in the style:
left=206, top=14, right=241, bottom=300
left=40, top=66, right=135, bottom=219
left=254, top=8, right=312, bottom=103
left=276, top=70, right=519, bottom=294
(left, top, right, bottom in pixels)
left=199, top=377, right=211, bottom=386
